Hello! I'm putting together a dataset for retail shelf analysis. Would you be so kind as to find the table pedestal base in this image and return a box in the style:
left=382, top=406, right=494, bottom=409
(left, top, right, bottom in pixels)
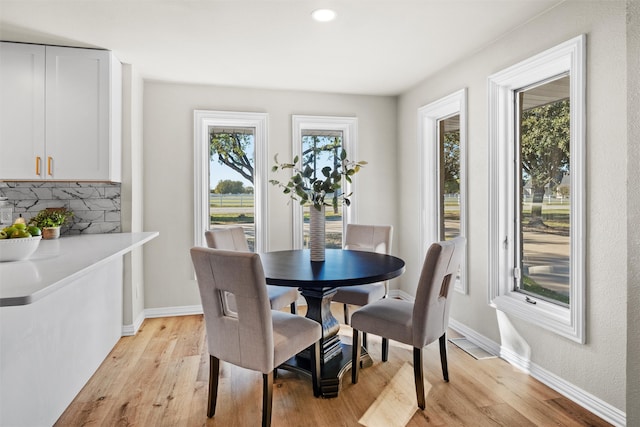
left=279, top=343, right=373, bottom=398
left=279, top=286, right=372, bottom=397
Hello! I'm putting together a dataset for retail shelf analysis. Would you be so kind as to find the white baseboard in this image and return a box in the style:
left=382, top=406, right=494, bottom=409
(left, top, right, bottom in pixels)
left=121, top=311, right=146, bottom=337
left=389, top=288, right=413, bottom=301
left=144, top=305, right=203, bottom=318
left=447, top=318, right=625, bottom=427
left=526, top=360, right=626, bottom=427
left=499, top=344, right=532, bottom=373
left=448, top=318, right=501, bottom=356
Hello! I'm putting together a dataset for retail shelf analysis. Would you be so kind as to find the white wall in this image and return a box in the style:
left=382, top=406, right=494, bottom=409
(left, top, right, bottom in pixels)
left=142, top=83, right=397, bottom=310
left=626, top=0, right=640, bottom=423
left=398, top=0, right=627, bottom=414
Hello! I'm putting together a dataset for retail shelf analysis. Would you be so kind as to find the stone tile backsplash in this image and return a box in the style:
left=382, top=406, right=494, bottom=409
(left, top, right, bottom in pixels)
left=0, top=182, right=121, bottom=235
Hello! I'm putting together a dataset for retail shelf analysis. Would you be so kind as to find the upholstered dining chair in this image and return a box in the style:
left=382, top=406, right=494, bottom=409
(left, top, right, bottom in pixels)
left=333, top=224, right=393, bottom=345
left=350, top=236, right=466, bottom=410
left=205, top=227, right=299, bottom=314
left=190, top=247, right=321, bottom=427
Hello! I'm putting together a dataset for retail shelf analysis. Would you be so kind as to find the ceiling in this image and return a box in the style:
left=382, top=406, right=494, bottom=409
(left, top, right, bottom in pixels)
left=0, top=0, right=565, bottom=96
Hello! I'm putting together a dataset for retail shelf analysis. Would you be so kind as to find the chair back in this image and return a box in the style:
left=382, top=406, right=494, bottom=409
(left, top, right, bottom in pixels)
left=344, top=224, right=392, bottom=254
left=190, top=247, right=274, bottom=374
left=205, top=226, right=250, bottom=252
left=412, top=236, right=466, bottom=348
left=344, top=224, right=393, bottom=294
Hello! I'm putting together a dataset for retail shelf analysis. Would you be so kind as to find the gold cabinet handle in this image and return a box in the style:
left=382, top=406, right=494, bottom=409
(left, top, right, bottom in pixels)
left=47, top=156, right=53, bottom=176
left=36, top=157, right=41, bottom=175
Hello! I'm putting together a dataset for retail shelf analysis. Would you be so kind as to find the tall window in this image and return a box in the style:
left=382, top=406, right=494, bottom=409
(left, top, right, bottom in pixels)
left=515, top=76, right=570, bottom=306
left=301, top=131, right=344, bottom=249
left=292, top=115, right=357, bottom=249
left=439, top=114, right=462, bottom=242
left=488, top=35, right=585, bottom=343
left=194, top=111, right=268, bottom=252
left=419, top=89, right=467, bottom=293
left=209, top=127, right=256, bottom=250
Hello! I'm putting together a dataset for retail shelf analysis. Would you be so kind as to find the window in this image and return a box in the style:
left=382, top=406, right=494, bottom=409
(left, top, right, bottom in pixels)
left=291, top=115, right=357, bottom=249
left=488, top=35, right=585, bottom=343
left=418, top=89, right=468, bottom=293
left=209, top=126, right=256, bottom=250
left=439, top=114, right=462, bottom=241
left=301, top=131, right=344, bottom=249
left=194, top=111, right=268, bottom=252
left=516, top=75, right=570, bottom=306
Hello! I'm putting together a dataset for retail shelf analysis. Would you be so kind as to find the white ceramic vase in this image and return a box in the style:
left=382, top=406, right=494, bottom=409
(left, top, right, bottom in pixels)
left=309, top=204, right=326, bottom=262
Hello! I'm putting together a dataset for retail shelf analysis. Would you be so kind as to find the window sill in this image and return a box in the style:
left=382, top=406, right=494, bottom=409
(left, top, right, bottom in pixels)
left=491, top=293, right=584, bottom=343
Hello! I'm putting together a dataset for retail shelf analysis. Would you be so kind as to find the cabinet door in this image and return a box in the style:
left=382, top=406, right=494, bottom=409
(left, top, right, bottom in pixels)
left=0, top=43, right=46, bottom=180
left=45, top=46, right=111, bottom=180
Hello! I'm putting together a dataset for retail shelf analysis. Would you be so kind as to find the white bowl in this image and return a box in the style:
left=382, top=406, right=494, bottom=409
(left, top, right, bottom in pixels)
left=0, top=236, right=42, bottom=262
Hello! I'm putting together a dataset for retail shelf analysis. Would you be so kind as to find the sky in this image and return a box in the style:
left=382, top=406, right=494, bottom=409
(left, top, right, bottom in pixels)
left=210, top=159, right=253, bottom=190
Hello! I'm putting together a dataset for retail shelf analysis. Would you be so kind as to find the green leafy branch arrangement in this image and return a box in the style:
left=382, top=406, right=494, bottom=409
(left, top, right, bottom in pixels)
left=269, top=148, right=366, bottom=211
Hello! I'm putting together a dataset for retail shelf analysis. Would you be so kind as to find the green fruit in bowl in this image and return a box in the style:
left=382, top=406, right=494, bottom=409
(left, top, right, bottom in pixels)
left=11, top=229, right=31, bottom=238
left=13, top=222, right=27, bottom=231
left=28, top=226, right=41, bottom=236
left=0, top=230, right=7, bottom=239
left=3, top=226, right=17, bottom=236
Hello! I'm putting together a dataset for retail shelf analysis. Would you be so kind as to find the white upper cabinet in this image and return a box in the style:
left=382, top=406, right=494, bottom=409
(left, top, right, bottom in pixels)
left=0, top=43, right=45, bottom=180
left=45, top=46, right=122, bottom=181
left=0, top=42, right=122, bottom=181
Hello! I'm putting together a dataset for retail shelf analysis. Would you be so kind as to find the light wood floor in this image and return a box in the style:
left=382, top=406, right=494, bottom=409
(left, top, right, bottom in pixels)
left=56, top=311, right=611, bottom=426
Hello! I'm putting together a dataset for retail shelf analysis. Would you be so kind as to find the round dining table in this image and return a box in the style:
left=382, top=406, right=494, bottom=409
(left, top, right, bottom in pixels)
left=259, top=248, right=405, bottom=398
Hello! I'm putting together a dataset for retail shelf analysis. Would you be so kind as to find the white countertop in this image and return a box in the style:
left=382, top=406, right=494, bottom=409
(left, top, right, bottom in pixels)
left=0, top=232, right=159, bottom=307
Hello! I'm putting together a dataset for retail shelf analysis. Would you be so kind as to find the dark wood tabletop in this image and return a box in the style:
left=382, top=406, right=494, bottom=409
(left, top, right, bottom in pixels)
left=259, top=249, right=406, bottom=288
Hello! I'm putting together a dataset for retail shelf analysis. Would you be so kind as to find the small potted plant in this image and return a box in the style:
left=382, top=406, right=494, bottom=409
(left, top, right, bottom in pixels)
left=29, top=207, right=74, bottom=239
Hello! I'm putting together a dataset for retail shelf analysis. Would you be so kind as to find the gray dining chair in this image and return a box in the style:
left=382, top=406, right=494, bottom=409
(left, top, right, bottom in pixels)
left=190, top=247, right=321, bottom=427
left=333, top=224, right=392, bottom=346
left=350, top=236, right=465, bottom=410
left=205, top=227, right=299, bottom=314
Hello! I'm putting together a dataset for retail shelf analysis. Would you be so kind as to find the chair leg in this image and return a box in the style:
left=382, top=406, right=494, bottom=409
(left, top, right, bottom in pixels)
left=351, top=328, right=361, bottom=384
left=362, top=332, right=368, bottom=349
left=413, top=347, right=426, bottom=410
left=290, top=301, right=297, bottom=315
left=439, top=333, right=449, bottom=382
left=382, top=338, right=389, bottom=362
left=207, top=355, right=220, bottom=418
left=262, top=371, right=274, bottom=427
left=310, top=341, right=321, bottom=397
left=343, top=304, right=350, bottom=325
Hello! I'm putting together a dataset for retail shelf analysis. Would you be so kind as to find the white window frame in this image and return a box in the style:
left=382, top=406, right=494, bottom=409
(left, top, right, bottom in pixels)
left=418, top=88, right=468, bottom=294
left=193, top=110, right=268, bottom=252
left=488, top=35, right=586, bottom=343
left=291, top=115, right=358, bottom=249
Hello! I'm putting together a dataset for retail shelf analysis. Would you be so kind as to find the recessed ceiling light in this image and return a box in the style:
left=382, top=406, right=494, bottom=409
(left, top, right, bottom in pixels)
left=311, top=9, right=337, bottom=22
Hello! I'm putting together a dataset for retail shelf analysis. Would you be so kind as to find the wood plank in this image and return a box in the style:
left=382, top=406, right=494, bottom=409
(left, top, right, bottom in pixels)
left=358, top=362, right=421, bottom=427
left=546, top=396, right=615, bottom=427
left=54, top=313, right=613, bottom=427
left=480, top=402, right=538, bottom=426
